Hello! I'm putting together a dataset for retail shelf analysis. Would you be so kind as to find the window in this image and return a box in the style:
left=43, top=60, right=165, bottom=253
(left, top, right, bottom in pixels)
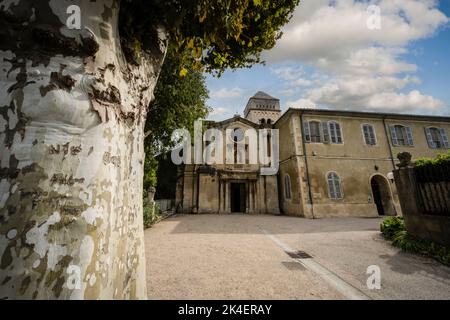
left=362, top=124, right=377, bottom=146
left=304, top=120, right=343, bottom=144
left=389, top=125, right=414, bottom=146
left=260, top=119, right=266, bottom=124
left=284, top=174, right=292, bottom=199
left=304, top=121, right=322, bottom=143
left=327, top=172, right=343, bottom=199
left=328, top=121, right=343, bottom=144
left=267, top=119, right=272, bottom=125
left=425, top=127, right=449, bottom=149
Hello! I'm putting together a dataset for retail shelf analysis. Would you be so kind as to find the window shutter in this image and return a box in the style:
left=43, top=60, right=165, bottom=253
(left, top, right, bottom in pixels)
left=405, top=126, right=414, bottom=146
left=334, top=179, right=342, bottom=199
left=389, top=125, right=399, bottom=146
left=327, top=176, right=335, bottom=199
left=370, top=126, right=376, bottom=145
left=439, top=128, right=449, bottom=148
left=363, top=125, right=369, bottom=145
left=335, top=123, right=343, bottom=143
left=303, top=121, right=311, bottom=143
left=322, top=121, right=330, bottom=143
left=424, top=127, right=436, bottom=149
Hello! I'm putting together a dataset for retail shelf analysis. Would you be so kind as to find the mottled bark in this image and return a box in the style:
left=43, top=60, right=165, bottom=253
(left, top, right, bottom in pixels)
left=0, top=0, right=167, bottom=299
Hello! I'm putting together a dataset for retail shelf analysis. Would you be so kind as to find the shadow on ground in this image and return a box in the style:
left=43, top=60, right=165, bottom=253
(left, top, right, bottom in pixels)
left=167, top=214, right=386, bottom=235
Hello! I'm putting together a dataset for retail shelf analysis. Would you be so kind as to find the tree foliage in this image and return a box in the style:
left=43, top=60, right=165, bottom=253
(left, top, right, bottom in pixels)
left=143, top=44, right=210, bottom=190
left=120, top=0, right=299, bottom=75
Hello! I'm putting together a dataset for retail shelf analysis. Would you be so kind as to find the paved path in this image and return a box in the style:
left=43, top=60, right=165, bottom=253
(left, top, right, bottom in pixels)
left=144, top=214, right=450, bottom=300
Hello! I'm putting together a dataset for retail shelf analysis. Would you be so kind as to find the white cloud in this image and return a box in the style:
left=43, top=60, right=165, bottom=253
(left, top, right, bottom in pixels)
left=263, top=0, right=448, bottom=113
left=265, top=0, right=448, bottom=67
left=307, top=76, right=442, bottom=111
left=271, top=66, right=304, bottom=80
left=286, top=98, right=317, bottom=109
left=211, top=87, right=243, bottom=99
left=365, top=90, right=443, bottom=112
left=209, top=107, right=230, bottom=116
left=294, top=78, right=313, bottom=86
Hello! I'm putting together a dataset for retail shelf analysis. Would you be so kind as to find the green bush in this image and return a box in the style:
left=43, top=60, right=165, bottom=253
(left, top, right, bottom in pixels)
left=380, top=217, right=405, bottom=240
left=143, top=200, right=160, bottom=229
left=415, top=150, right=450, bottom=167
left=380, top=217, right=450, bottom=266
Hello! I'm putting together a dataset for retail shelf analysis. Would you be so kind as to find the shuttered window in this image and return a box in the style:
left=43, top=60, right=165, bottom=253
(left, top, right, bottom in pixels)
left=328, top=121, right=343, bottom=144
left=425, top=127, right=450, bottom=149
left=362, top=124, right=376, bottom=145
left=389, top=125, right=414, bottom=146
left=304, top=121, right=322, bottom=143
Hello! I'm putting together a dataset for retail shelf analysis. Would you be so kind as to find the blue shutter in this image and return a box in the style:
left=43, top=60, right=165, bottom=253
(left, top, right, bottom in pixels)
left=389, top=125, right=399, bottom=146
left=335, top=122, right=342, bottom=143
left=424, top=127, right=436, bottom=149
left=322, top=121, right=330, bottom=143
left=439, top=128, right=449, bottom=148
left=303, top=121, right=311, bottom=143
left=363, top=125, right=369, bottom=145
left=405, top=126, right=414, bottom=146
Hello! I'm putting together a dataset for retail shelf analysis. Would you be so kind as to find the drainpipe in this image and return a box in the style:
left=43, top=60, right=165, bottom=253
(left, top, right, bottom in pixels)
left=382, top=116, right=396, bottom=170
left=300, top=114, right=315, bottom=219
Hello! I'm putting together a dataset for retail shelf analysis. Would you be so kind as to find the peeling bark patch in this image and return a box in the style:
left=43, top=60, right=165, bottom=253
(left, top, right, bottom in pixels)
left=0, top=1, right=99, bottom=67
left=1, top=245, right=13, bottom=269
left=103, top=152, right=120, bottom=167
left=0, top=100, right=28, bottom=148
left=49, top=143, right=82, bottom=157
left=0, top=167, right=20, bottom=179
left=50, top=174, right=85, bottom=186
left=93, top=84, right=121, bottom=105
left=39, top=65, right=75, bottom=97
left=19, top=276, right=31, bottom=295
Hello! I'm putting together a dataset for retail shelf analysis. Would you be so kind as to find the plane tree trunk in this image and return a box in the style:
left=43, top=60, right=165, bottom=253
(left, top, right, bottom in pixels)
left=0, top=0, right=167, bottom=299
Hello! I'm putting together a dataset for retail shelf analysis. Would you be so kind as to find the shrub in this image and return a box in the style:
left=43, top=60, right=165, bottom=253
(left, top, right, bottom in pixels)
left=380, top=217, right=405, bottom=240
left=143, top=200, right=160, bottom=229
left=415, top=150, right=450, bottom=167
left=380, top=217, right=450, bottom=266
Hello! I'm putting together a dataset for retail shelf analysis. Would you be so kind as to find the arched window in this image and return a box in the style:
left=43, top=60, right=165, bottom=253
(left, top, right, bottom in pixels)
left=327, top=172, right=343, bottom=199
left=260, top=119, right=266, bottom=124
left=267, top=119, right=272, bottom=125
left=328, top=121, right=343, bottom=144
left=284, top=174, right=292, bottom=199
left=362, top=124, right=377, bottom=146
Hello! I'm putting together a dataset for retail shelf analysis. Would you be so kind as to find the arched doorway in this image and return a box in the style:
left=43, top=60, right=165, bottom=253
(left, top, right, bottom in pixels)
left=370, top=175, right=395, bottom=216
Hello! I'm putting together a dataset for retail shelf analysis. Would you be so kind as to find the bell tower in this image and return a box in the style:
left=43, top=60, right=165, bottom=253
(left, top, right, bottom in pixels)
left=244, top=91, right=281, bottom=125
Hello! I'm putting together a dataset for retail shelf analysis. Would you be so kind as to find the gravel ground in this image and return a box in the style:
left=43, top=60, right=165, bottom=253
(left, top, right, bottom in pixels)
left=144, top=214, right=450, bottom=300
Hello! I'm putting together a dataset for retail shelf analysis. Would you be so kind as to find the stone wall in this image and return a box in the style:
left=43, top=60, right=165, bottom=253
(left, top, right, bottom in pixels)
left=394, top=167, right=450, bottom=247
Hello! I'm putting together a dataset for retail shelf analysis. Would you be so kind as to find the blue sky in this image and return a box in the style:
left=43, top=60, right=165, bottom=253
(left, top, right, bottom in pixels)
left=205, top=0, right=450, bottom=121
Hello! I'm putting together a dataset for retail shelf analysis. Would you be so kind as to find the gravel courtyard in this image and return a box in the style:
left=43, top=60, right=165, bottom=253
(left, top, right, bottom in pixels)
left=145, top=214, right=450, bottom=300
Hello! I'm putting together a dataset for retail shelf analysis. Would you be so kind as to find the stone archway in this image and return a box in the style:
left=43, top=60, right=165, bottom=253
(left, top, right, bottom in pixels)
left=370, top=175, right=396, bottom=216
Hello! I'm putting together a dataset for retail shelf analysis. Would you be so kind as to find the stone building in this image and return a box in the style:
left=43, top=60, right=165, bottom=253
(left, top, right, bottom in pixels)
left=176, top=92, right=450, bottom=218
left=176, top=92, right=281, bottom=214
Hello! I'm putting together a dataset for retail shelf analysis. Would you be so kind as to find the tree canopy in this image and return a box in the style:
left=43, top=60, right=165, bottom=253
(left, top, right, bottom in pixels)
left=143, top=44, right=210, bottom=190
left=120, top=0, right=299, bottom=75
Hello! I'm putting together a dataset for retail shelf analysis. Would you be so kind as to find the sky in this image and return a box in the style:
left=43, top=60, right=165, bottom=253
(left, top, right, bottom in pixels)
left=205, top=0, right=450, bottom=121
